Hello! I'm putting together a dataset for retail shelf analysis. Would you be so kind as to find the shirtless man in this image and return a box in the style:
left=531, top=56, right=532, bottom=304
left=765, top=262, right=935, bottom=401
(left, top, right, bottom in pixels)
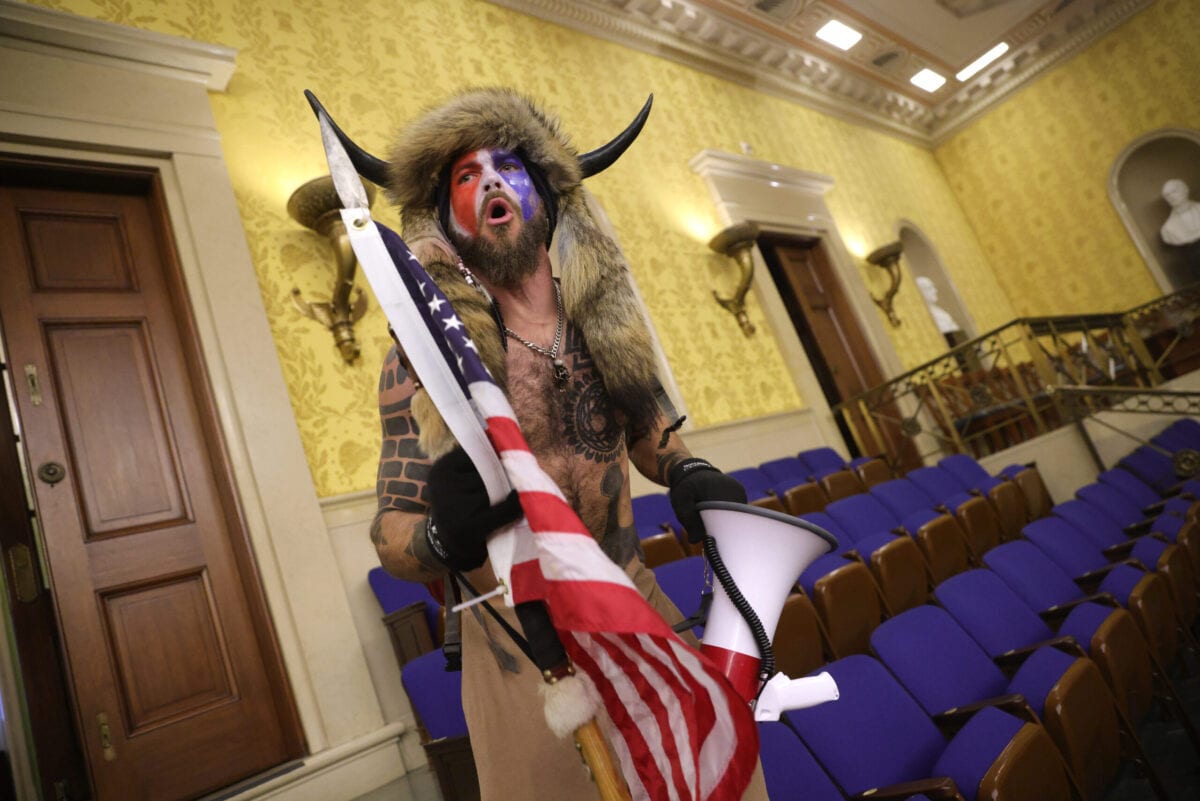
left=352, top=89, right=762, bottom=800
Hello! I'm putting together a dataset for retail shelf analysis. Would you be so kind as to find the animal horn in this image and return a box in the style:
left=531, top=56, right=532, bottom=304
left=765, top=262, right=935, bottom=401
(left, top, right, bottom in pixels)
left=304, top=90, right=392, bottom=188
left=578, top=95, right=653, bottom=178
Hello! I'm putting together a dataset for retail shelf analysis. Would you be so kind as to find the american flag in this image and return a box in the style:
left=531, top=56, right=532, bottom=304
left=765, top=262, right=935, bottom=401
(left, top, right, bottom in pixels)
left=362, top=218, right=758, bottom=800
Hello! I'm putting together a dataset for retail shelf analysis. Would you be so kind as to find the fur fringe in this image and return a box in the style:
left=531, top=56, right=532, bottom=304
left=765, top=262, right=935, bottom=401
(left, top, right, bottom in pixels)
left=538, top=673, right=599, bottom=739
left=406, top=206, right=510, bottom=458
left=389, top=88, right=661, bottom=452
left=388, top=88, right=580, bottom=210
left=557, top=189, right=659, bottom=431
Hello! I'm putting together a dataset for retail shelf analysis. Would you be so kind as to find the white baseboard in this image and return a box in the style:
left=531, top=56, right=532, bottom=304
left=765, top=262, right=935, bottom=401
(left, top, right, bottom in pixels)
left=211, top=724, right=417, bottom=801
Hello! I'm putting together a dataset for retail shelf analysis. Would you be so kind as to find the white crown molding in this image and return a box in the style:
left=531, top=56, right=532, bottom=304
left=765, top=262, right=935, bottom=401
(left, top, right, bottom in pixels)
left=0, top=0, right=236, bottom=91
left=490, top=0, right=1155, bottom=147
left=929, top=0, right=1156, bottom=144
left=488, top=0, right=933, bottom=146
left=689, top=148, right=834, bottom=196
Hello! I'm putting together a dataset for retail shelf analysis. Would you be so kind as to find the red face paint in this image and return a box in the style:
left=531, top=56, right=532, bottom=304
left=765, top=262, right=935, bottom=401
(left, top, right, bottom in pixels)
left=448, top=148, right=538, bottom=241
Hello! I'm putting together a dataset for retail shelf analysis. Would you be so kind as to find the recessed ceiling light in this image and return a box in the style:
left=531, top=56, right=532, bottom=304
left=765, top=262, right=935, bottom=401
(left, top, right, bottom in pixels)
left=815, top=20, right=863, bottom=51
left=955, top=42, right=1010, bottom=81
left=910, top=68, right=946, bottom=93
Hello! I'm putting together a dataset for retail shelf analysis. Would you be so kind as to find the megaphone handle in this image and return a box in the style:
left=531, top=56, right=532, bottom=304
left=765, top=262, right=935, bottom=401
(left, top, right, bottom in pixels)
left=703, top=535, right=774, bottom=686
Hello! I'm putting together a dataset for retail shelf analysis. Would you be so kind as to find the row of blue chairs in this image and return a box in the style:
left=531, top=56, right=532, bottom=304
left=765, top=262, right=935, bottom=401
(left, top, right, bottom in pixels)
left=659, top=454, right=1200, bottom=799
left=786, top=454, right=1038, bottom=659
left=633, top=447, right=895, bottom=568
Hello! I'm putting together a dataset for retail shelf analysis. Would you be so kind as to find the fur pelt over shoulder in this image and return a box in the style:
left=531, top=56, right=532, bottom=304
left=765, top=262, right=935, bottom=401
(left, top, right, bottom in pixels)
left=387, top=88, right=659, bottom=458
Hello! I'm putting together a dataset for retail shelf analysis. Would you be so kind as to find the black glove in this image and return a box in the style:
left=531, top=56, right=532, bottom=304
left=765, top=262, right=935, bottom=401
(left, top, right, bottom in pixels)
left=668, top=458, right=747, bottom=542
left=425, top=447, right=523, bottom=571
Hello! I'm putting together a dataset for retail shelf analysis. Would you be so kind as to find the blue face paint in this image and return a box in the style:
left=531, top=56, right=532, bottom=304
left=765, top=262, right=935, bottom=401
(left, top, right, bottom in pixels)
left=449, top=148, right=541, bottom=239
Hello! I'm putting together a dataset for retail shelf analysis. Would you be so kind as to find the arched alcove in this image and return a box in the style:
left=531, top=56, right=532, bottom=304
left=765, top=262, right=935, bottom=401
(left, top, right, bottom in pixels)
left=898, top=222, right=976, bottom=346
left=1110, top=128, right=1200, bottom=292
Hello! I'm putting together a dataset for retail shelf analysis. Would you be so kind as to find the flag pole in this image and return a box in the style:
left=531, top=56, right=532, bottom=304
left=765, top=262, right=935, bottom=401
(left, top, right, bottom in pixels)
left=576, top=719, right=631, bottom=800
left=512, top=601, right=632, bottom=800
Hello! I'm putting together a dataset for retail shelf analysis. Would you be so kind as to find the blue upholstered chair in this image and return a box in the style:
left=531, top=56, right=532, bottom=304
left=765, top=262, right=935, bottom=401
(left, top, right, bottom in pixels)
left=786, top=655, right=1074, bottom=801
left=870, top=604, right=1120, bottom=801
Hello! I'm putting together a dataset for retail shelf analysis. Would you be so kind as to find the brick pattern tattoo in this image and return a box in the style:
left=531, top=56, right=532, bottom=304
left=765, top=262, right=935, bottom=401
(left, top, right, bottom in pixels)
left=376, top=348, right=431, bottom=516
left=372, top=346, right=445, bottom=578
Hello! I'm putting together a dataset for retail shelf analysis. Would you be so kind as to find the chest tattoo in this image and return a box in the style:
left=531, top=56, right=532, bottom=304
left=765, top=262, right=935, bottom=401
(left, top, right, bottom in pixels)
left=559, top=325, right=623, bottom=462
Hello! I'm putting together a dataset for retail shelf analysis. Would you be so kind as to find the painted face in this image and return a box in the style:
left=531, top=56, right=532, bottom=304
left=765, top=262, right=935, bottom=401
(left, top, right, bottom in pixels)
left=448, top=148, right=540, bottom=240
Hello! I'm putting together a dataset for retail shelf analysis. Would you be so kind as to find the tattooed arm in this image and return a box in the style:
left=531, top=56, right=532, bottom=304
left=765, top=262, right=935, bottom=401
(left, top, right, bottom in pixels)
left=627, top=410, right=694, bottom=487
left=371, top=344, right=446, bottom=582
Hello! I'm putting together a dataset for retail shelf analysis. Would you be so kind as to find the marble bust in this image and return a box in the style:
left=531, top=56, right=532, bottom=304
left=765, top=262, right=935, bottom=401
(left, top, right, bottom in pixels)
left=916, top=276, right=961, bottom=334
left=1160, top=179, right=1200, bottom=247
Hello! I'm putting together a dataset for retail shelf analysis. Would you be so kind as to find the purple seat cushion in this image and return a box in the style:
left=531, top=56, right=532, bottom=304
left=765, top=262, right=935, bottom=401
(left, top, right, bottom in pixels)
left=935, top=570, right=1053, bottom=658
left=786, top=655, right=947, bottom=794
left=870, top=606, right=1005, bottom=717
left=401, top=649, right=467, bottom=738
left=931, top=706, right=1024, bottom=801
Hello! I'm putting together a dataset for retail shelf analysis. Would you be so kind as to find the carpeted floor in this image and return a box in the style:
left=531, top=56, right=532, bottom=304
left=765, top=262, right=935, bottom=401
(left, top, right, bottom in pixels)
left=1105, top=650, right=1200, bottom=801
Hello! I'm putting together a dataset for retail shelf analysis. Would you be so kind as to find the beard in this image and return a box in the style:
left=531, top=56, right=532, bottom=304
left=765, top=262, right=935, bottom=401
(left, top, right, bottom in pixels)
left=451, top=203, right=549, bottom=289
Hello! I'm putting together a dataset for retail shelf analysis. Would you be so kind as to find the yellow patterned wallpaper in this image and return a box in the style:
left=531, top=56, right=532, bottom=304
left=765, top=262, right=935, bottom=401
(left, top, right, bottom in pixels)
left=936, top=0, right=1200, bottom=315
left=30, top=0, right=1003, bottom=496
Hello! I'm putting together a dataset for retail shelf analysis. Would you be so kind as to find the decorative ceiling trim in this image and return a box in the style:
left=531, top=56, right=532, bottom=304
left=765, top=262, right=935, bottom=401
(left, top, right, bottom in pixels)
left=489, top=0, right=1155, bottom=147
left=0, top=0, right=236, bottom=91
left=929, top=0, right=1154, bottom=143
left=488, top=0, right=934, bottom=146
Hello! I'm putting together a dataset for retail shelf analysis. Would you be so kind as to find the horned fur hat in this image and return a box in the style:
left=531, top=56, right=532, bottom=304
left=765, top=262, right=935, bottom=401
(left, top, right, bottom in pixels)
left=306, top=88, right=660, bottom=458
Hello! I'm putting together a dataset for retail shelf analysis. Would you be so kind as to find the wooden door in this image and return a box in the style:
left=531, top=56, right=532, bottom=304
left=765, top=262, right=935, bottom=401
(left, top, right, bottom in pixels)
left=0, top=158, right=302, bottom=800
left=759, top=234, right=921, bottom=471
left=0, top=351, right=91, bottom=799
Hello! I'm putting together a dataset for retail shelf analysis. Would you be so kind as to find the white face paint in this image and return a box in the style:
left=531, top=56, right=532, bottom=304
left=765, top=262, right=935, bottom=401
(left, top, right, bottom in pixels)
left=448, top=148, right=540, bottom=242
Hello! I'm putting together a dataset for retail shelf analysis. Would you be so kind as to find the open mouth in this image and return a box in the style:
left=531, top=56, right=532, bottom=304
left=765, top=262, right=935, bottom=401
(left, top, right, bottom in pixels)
left=484, top=197, right=514, bottom=227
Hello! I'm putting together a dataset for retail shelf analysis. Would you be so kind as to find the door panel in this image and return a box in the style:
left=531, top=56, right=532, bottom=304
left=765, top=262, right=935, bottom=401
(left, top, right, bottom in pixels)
left=102, top=572, right=235, bottom=733
left=0, top=162, right=300, bottom=800
left=46, top=323, right=188, bottom=536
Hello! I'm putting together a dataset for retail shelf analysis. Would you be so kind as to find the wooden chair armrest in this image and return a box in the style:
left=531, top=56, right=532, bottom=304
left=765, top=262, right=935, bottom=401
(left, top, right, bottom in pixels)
left=1072, top=558, right=1142, bottom=592
left=1123, top=518, right=1154, bottom=537
left=854, top=777, right=964, bottom=801
left=934, top=693, right=1037, bottom=734
left=1142, top=499, right=1168, bottom=516
left=1039, top=593, right=1118, bottom=624
left=1102, top=539, right=1137, bottom=560
left=995, top=636, right=1085, bottom=670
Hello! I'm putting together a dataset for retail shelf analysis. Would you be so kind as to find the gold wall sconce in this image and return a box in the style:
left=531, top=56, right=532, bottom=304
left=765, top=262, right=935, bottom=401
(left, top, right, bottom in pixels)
left=866, top=241, right=904, bottom=328
left=708, top=221, right=761, bottom=337
left=288, top=175, right=377, bottom=363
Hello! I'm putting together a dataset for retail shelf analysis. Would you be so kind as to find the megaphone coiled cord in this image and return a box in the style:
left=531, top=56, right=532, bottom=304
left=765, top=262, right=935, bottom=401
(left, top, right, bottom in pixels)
left=702, top=535, right=774, bottom=692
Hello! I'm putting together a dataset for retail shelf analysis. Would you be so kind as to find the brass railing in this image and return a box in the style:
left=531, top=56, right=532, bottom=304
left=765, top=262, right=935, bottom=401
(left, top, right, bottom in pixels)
left=833, top=284, right=1200, bottom=471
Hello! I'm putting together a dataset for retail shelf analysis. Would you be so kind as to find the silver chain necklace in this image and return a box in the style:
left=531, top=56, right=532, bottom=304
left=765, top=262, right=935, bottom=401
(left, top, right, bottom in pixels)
left=504, top=280, right=569, bottom=388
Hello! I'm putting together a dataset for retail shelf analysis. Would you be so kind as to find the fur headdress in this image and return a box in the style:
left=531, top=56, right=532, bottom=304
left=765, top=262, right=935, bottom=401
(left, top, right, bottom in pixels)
left=308, top=89, right=660, bottom=458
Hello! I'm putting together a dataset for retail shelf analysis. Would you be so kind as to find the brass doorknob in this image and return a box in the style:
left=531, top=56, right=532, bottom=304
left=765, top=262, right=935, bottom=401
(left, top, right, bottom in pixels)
left=36, top=462, right=66, bottom=485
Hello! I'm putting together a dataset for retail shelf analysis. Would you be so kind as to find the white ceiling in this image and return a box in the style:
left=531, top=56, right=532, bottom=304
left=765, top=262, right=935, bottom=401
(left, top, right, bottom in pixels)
left=489, top=0, right=1153, bottom=144
left=838, top=0, right=1045, bottom=68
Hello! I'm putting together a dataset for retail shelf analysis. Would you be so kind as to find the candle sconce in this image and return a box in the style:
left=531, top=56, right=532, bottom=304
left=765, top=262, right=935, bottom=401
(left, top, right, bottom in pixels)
left=288, top=175, right=376, bottom=363
left=708, top=221, right=761, bottom=337
left=866, top=241, right=904, bottom=328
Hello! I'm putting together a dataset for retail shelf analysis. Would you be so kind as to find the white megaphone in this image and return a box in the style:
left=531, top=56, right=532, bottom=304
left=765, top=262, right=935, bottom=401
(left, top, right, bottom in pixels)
left=695, top=501, right=842, bottom=722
